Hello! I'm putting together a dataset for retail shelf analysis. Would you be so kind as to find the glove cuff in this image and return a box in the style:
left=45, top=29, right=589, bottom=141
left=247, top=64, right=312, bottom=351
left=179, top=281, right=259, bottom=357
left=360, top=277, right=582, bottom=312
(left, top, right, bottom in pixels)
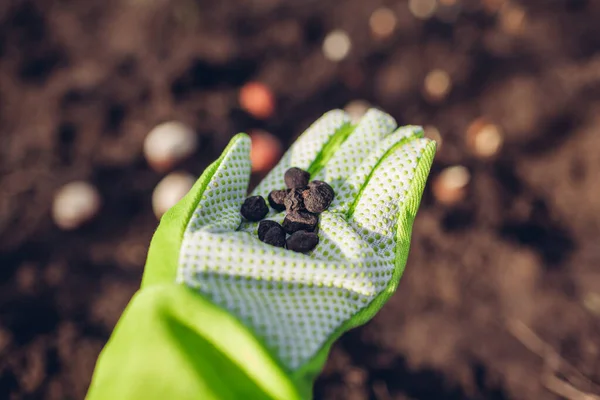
left=88, top=284, right=306, bottom=400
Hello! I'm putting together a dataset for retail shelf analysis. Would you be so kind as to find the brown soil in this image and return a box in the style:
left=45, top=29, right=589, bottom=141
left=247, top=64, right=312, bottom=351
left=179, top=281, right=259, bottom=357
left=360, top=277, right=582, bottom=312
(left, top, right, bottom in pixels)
left=1, top=0, right=600, bottom=399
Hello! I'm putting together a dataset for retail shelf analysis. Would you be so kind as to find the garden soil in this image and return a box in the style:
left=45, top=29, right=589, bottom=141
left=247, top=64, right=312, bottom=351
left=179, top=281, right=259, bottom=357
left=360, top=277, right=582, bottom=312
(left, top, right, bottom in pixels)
left=1, top=0, right=600, bottom=399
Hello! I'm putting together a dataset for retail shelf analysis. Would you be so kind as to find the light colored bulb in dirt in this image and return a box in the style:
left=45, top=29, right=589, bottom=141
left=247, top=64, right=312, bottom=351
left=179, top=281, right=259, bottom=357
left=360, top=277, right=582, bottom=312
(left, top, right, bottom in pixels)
left=239, top=82, right=275, bottom=119
left=483, top=0, right=506, bottom=13
left=583, top=293, right=600, bottom=317
left=152, top=172, right=196, bottom=219
left=249, top=130, right=283, bottom=174
left=424, top=69, right=452, bottom=102
left=0, top=329, right=10, bottom=351
left=144, top=121, right=198, bottom=173
left=52, top=181, right=101, bottom=230
left=369, top=8, right=397, bottom=40
left=424, top=125, right=443, bottom=151
left=433, top=165, right=470, bottom=205
left=409, top=0, right=438, bottom=20
left=466, top=118, right=504, bottom=158
left=436, top=0, right=461, bottom=23
left=499, top=3, right=525, bottom=35
left=344, top=100, right=370, bottom=124
left=323, top=30, right=351, bottom=62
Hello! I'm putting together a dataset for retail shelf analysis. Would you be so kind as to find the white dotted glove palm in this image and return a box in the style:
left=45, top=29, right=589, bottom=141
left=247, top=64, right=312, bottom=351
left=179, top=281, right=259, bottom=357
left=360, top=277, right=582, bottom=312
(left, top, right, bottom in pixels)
left=141, top=109, right=436, bottom=395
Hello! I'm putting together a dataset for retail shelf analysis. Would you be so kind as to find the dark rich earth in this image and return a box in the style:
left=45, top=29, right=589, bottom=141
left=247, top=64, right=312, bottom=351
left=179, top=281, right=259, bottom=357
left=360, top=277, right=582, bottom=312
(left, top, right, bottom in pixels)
left=1, top=0, right=600, bottom=399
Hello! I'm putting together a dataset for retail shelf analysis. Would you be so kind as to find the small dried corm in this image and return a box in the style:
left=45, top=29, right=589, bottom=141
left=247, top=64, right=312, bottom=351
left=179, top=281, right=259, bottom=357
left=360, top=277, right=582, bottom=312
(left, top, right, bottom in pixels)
left=303, top=180, right=335, bottom=213
left=243, top=166, right=336, bottom=252
left=282, top=211, right=318, bottom=233
left=284, top=188, right=306, bottom=212
left=286, top=230, right=319, bottom=253
left=284, top=167, right=310, bottom=189
left=262, top=226, right=286, bottom=248
left=240, top=196, right=268, bottom=221
left=267, top=189, right=287, bottom=212
left=258, top=220, right=282, bottom=241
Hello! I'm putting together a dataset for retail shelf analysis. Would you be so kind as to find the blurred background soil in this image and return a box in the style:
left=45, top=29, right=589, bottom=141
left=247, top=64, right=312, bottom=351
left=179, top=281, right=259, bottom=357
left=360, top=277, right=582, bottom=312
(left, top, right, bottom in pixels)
left=1, top=0, right=600, bottom=399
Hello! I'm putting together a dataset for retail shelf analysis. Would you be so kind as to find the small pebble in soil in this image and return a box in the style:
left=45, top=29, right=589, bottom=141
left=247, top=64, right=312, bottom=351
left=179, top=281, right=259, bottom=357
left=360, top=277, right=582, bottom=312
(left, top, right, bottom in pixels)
left=284, top=188, right=306, bottom=213
left=239, top=82, right=275, bottom=119
left=144, top=121, right=198, bottom=173
left=258, top=220, right=282, bottom=241
left=52, top=181, right=101, bottom=230
left=302, top=180, right=334, bottom=213
left=282, top=211, right=318, bottom=233
left=284, top=167, right=310, bottom=189
left=250, top=130, right=283, bottom=174
left=152, top=172, right=195, bottom=219
left=261, top=225, right=286, bottom=248
left=241, top=196, right=269, bottom=221
left=268, top=189, right=288, bottom=212
left=286, top=231, right=319, bottom=253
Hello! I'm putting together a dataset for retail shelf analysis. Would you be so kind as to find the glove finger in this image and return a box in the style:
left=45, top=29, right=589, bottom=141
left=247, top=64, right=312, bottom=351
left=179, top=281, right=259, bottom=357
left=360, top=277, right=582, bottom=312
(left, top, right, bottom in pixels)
left=186, top=133, right=252, bottom=232
left=311, top=109, right=397, bottom=193
left=251, top=110, right=351, bottom=198
left=142, top=133, right=251, bottom=288
left=348, top=138, right=436, bottom=250
left=328, top=125, right=424, bottom=214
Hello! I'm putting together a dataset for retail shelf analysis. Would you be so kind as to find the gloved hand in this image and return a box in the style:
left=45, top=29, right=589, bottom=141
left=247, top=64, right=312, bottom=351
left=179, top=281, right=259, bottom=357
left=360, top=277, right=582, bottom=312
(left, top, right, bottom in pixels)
left=86, top=109, right=436, bottom=400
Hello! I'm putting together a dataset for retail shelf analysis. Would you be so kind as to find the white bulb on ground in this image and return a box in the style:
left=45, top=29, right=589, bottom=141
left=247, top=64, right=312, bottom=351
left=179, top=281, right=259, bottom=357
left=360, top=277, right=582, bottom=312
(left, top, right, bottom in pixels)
left=424, top=69, right=452, bottom=102
left=152, top=172, right=196, bottom=219
left=424, top=125, right=443, bottom=151
left=344, top=100, right=370, bottom=124
left=475, top=126, right=503, bottom=157
left=433, top=166, right=471, bottom=205
left=466, top=118, right=504, bottom=158
left=323, top=30, right=352, bottom=62
left=144, top=121, right=198, bottom=173
left=442, top=166, right=470, bottom=190
left=369, top=8, right=397, bottom=39
left=500, top=4, right=526, bottom=35
left=409, top=0, right=438, bottom=20
left=52, top=181, right=101, bottom=230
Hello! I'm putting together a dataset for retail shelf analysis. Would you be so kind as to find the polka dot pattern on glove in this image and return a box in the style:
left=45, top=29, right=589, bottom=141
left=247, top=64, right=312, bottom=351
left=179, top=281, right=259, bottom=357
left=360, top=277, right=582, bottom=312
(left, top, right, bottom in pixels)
left=178, top=109, right=436, bottom=370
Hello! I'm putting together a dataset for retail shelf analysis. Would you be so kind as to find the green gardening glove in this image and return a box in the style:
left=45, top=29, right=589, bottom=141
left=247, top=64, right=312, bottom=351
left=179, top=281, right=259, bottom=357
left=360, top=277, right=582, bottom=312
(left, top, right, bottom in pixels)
left=87, top=109, right=436, bottom=400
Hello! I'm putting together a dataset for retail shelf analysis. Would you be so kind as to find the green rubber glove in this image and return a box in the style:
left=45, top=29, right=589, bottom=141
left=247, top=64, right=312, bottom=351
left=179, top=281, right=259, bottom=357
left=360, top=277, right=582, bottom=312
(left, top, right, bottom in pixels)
left=87, top=109, right=436, bottom=400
